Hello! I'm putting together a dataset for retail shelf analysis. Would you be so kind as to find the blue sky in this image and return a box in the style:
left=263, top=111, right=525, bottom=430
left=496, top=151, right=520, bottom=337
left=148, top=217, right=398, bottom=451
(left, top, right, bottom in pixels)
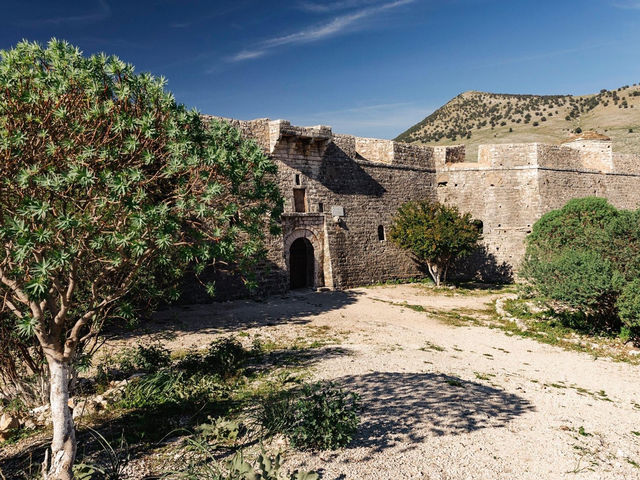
left=2, top=0, right=640, bottom=138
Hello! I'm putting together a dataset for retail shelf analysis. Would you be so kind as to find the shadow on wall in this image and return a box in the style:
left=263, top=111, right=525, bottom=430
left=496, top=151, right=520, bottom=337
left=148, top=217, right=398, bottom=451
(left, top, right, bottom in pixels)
left=317, top=143, right=387, bottom=197
left=451, top=245, right=514, bottom=283
left=340, top=372, right=534, bottom=456
left=179, top=259, right=289, bottom=304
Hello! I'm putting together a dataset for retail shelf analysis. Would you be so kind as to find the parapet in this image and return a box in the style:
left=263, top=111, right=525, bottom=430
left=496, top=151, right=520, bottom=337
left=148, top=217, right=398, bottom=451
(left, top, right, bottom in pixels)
left=268, top=119, right=332, bottom=154
left=560, top=133, right=613, bottom=172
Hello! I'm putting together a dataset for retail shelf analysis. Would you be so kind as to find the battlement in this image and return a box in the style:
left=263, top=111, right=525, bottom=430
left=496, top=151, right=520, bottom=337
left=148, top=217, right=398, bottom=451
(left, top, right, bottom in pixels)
left=435, top=136, right=630, bottom=174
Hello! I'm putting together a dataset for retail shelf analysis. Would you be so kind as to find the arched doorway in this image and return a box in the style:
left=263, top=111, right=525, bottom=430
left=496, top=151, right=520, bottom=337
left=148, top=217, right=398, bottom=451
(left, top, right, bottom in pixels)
left=289, top=237, right=314, bottom=289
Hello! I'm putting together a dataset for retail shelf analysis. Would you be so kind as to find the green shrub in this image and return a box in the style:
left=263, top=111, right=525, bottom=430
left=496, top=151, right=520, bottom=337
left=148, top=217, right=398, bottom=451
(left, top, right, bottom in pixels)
left=117, top=371, right=182, bottom=409
left=117, top=370, right=224, bottom=410
left=120, top=344, right=171, bottom=374
left=523, top=197, right=640, bottom=335
left=258, top=382, right=360, bottom=450
left=257, top=390, right=297, bottom=437
left=290, top=382, right=360, bottom=450
left=178, top=336, right=249, bottom=379
left=617, top=279, right=640, bottom=336
left=389, top=200, right=481, bottom=286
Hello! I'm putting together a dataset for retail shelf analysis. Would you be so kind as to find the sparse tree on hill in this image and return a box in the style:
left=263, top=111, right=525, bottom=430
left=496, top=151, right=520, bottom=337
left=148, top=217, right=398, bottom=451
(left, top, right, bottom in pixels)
left=0, top=40, right=282, bottom=479
left=389, top=200, right=481, bottom=286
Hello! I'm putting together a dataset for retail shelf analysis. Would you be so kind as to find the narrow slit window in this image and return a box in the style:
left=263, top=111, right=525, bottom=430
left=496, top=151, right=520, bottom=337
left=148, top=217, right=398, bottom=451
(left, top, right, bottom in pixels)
left=295, top=174, right=301, bottom=185
left=377, top=225, right=385, bottom=241
left=318, top=203, right=324, bottom=213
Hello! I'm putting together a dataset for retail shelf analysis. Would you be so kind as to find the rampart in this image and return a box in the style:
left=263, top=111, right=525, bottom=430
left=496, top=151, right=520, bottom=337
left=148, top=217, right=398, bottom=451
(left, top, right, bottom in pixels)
left=190, top=117, right=640, bottom=299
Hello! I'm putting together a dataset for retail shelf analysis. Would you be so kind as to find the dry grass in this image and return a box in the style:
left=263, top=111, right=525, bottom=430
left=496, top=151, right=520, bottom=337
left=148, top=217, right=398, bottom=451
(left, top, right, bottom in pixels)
left=397, top=86, right=640, bottom=160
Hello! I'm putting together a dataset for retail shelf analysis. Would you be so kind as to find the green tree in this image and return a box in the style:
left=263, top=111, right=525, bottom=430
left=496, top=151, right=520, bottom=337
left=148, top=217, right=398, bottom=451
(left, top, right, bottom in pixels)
left=389, top=200, right=481, bottom=286
left=0, top=40, right=282, bottom=479
left=522, top=197, right=640, bottom=331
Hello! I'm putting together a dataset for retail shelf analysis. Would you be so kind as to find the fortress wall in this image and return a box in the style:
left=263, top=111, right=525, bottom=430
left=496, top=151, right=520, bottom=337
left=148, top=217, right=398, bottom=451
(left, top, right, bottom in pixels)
left=436, top=165, right=540, bottom=280
left=613, top=153, right=640, bottom=175
left=273, top=134, right=437, bottom=288
left=563, top=139, right=613, bottom=172
left=602, top=173, right=640, bottom=210
left=478, top=143, right=539, bottom=167
left=537, top=144, right=584, bottom=171
left=393, top=142, right=436, bottom=169
left=354, top=137, right=394, bottom=164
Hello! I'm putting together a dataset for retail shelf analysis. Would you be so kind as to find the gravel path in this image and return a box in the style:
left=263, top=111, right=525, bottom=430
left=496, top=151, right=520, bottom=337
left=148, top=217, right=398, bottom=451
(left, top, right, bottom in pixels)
left=134, top=285, right=640, bottom=479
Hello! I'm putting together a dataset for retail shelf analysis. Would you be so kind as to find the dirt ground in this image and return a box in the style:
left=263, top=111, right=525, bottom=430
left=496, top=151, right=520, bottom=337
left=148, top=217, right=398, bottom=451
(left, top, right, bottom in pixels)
left=118, top=284, right=640, bottom=479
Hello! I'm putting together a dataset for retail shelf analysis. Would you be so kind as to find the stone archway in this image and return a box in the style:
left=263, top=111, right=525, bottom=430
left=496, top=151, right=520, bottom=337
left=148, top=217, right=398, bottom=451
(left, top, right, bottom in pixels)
left=289, top=237, right=314, bottom=289
left=284, top=229, right=324, bottom=289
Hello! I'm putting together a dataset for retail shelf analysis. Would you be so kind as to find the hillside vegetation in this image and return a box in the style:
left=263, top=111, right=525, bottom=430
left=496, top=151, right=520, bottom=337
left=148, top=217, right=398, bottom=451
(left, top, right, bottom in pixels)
left=396, top=85, right=640, bottom=160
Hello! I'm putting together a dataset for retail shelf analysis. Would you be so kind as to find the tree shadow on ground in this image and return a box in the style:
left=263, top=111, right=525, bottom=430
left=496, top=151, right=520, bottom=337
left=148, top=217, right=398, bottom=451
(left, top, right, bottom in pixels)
left=338, top=372, right=534, bottom=458
left=107, top=289, right=362, bottom=342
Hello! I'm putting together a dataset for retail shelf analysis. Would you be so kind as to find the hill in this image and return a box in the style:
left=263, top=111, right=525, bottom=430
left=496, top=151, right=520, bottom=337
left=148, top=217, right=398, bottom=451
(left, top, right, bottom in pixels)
left=395, top=86, right=640, bottom=160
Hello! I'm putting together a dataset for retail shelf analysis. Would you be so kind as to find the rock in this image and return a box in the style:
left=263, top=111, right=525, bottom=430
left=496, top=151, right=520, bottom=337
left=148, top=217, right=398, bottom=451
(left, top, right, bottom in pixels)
left=30, top=404, right=51, bottom=426
left=0, top=412, right=20, bottom=432
left=23, top=418, right=37, bottom=430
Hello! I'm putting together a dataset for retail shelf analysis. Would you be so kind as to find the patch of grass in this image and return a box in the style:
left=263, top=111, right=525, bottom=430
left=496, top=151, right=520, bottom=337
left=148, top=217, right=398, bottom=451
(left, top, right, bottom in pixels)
left=548, top=383, right=567, bottom=389
left=578, top=426, right=591, bottom=437
left=499, top=298, right=640, bottom=365
left=420, top=341, right=445, bottom=352
left=627, top=458, right=640, bottom=469
left=445, top=379, right=463, bottom=387
left=473, top=372, right=494, bottom=381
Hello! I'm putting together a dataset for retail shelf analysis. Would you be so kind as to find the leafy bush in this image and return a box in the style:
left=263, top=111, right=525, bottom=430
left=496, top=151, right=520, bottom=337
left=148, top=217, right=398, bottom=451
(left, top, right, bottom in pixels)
left=120, top=344, right=172, bottom=375
left=617, top=279, right=640, bottom=336
left=178, top=337, right=249, bottom=379
left=117, top=370, right=224, bottom=410
left=95, top=343, right=172, bottom=389
left=258, top=382, right=360, bottom=450
left=176, top=444, right=318, bottom=480
left=289, top=382, right=360, bottom=450
left=523, top=197, right=640, bottom=336
left=389, top=200, right=481, bottom=286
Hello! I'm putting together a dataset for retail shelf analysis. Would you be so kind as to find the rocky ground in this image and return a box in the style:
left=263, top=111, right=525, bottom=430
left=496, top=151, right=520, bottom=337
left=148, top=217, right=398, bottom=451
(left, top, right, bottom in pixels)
left=131, top=284, right=640, bottom=479
left=3, top=284, right=640, bottom=479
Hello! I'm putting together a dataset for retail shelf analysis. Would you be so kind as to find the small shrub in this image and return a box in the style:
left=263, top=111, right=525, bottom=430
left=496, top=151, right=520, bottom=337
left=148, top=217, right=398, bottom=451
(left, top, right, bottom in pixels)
left=617, top=279, right=640, bottom=337
left=96, top=343, right=171, bottom=387
left=178, top=336, right=248, bottom=379
left=117, top=370, right=182, bottom=409
left=125, top=344, right=171, bottom=374
left=257, top=382, right=360, bottom=450
left=176, top=444, right=318, bottom=480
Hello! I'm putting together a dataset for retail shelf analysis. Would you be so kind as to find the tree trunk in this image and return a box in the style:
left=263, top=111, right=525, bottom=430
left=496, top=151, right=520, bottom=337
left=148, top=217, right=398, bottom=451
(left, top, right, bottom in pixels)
left=427, top=262, right=441, bottom=286
left=44, top=357, right=76, bottom=480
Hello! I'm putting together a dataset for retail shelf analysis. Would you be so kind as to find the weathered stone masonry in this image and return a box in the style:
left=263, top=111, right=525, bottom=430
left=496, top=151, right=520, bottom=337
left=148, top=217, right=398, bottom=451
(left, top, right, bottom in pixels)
left=211, top=117, right=640, bottom=296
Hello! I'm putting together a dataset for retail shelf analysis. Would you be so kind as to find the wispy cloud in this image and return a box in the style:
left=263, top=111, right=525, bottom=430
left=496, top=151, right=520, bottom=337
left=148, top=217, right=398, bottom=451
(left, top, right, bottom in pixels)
left=22, top=0, right=111, bottom=26
left=297, top=0, right=382, bottom=13
left=228, top=0, right=415, bottom=62
left=612, top=1, right=640, bottom=9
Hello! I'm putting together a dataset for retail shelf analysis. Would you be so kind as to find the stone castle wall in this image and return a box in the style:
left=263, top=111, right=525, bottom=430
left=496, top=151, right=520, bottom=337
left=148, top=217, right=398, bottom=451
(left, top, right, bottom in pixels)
left=196, top=116, right=640, bottom=298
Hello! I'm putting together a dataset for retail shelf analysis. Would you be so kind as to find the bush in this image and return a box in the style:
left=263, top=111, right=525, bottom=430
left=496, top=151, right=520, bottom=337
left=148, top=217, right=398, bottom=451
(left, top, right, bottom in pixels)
left=617, top=279, right=640, bottom=336
left=258, top=382, right=360, bottom=450
left=389, top=200, right=481, bottom=286
left=178, top=336, right=249, bottom=379
left=121, top=344, right=171, bottom=374
left=289, top=382, right=360, bottom=450
left=523, top=197, right=640, bottom=336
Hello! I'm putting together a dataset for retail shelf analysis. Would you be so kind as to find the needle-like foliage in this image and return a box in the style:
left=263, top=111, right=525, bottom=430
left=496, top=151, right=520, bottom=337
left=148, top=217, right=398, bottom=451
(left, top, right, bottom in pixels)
left=0, top=39, right=282, bottom=479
